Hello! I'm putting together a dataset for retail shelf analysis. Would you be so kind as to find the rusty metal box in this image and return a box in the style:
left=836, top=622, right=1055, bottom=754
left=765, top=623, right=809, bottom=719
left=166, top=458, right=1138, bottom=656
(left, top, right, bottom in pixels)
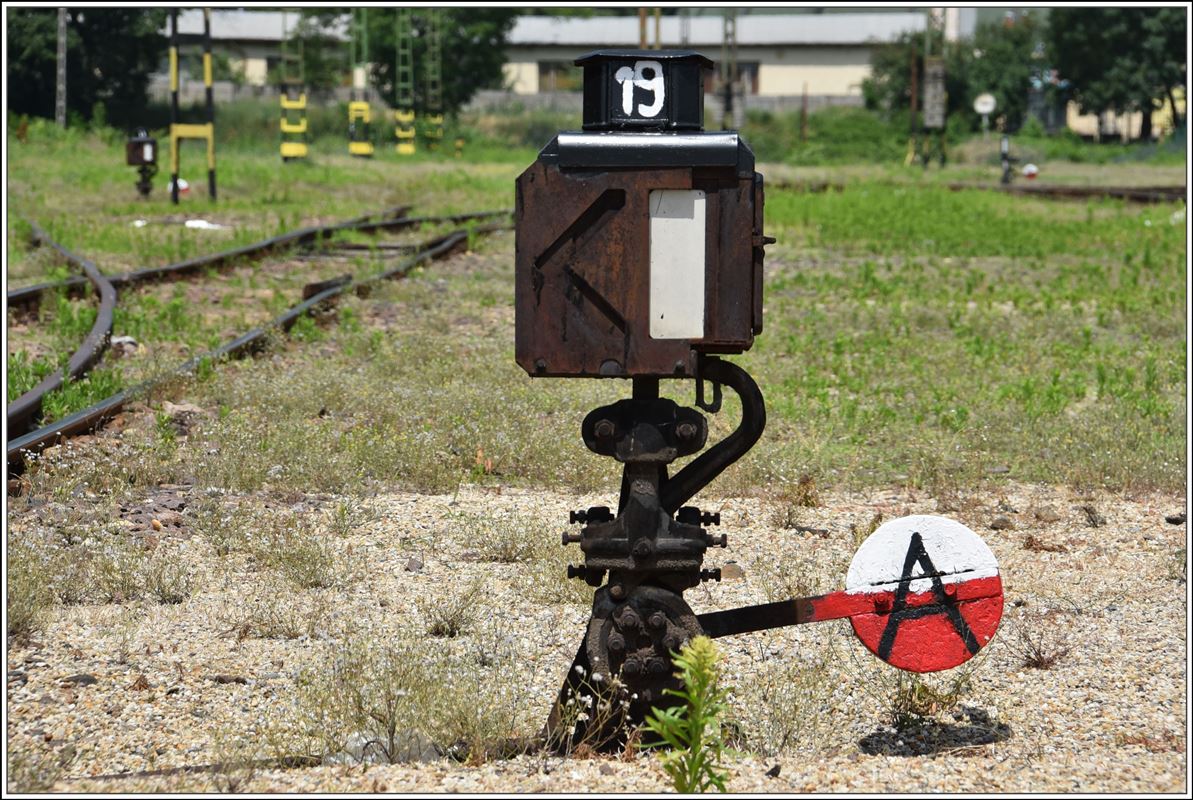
left=515, top=50, right=766, bottom=379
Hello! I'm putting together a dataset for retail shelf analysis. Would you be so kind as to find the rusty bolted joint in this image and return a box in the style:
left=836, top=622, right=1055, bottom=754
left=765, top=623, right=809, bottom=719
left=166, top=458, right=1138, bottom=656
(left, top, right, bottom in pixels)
left=569, top=505, right=613, bottom=525
left=676, top=506, right=720, bottom=527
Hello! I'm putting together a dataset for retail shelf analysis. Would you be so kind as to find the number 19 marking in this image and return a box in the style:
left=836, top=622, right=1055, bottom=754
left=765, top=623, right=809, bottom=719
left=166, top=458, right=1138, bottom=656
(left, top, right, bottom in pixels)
left=614, top=60, right=665, bottom=118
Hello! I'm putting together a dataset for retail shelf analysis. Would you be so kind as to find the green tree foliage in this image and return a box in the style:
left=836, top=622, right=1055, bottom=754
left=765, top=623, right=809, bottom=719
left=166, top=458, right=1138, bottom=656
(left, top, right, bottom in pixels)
left=6, top=8, right=168, bottom=127
left=861, top=29, right=970, bottom=123
left=356, top=8, right=518, bottom=114
left=1049, top=7, right=1187, bottom=134
left=967, top=12, right=1048, bottom=132
left=293, top=10, right=349, bottom=93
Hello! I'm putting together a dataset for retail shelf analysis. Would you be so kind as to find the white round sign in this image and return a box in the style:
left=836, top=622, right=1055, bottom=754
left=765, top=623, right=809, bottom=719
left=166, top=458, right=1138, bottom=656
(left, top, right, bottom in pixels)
left=973, top=93, right=997, bottom=115
left=844, top=515, right=1003, bottom=672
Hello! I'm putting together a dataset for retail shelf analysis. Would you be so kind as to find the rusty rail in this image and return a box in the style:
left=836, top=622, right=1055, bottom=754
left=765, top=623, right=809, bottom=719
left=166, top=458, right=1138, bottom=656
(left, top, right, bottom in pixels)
left=7, top=208, right=512, bottom=309
left=7, top=223, right=118, bottom=438
left=947, top=182, right=1187, bottom=204
left=6, top=220, right=511, bottom=469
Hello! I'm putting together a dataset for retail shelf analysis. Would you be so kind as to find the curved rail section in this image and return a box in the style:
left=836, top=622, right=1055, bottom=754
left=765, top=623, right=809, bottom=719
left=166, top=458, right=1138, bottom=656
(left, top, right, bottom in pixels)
left=7, top=224, right=118, bottom=438
left=7, top=207, right=512, bottom=309
left=7, top=219, right=511, bottom=470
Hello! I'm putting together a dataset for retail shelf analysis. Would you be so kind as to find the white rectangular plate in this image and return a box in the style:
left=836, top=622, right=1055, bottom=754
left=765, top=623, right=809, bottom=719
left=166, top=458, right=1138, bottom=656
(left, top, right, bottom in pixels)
left=649, top=189, right=706, bottom=339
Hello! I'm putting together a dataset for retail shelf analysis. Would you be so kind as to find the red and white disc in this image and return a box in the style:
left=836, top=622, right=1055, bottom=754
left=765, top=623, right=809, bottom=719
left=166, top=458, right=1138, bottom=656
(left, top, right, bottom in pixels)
left=845, top=515, right=1003, bottom=672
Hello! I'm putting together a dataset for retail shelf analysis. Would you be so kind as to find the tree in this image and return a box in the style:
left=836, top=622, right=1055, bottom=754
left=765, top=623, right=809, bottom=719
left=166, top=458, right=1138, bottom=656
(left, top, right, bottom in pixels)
left=1049, top=7, right=1187, bottom=138
left=6, top=8, right=168, bottom=127
left=301, top=9, right=516, bottom=115
left=966, top=12, right=1047, bottom=132
left=862, top=29, right=971, bottom=123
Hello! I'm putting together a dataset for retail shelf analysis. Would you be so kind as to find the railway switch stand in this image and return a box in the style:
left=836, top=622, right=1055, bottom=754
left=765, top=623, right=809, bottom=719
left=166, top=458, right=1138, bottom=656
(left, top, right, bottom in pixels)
left=126, top=129, right=158, bottom=198
left=516, top=49, right=1006, bottom=751
left=1000, top=135, right=1018, bottom=185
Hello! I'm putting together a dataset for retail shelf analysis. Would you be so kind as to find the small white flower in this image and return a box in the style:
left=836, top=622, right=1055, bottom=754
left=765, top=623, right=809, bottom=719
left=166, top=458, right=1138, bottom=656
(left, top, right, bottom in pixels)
left=573, top=665, right=586, bottom=676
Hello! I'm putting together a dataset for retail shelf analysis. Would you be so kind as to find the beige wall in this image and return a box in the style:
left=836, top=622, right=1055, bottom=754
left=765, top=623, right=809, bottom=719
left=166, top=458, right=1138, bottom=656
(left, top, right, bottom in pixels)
left=503, top=62, right=538, bottom=94
left=231, top=57, right=268, bottom=87
left=502, top=44, right=874, bottom=97
left=758, top=63, right=869, bottom=97
left=1065, top=89, right=1187, bottom=140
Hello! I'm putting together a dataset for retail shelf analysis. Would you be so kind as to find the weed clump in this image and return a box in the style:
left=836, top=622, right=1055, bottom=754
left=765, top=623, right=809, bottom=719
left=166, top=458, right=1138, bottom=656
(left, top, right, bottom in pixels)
left=643, top=636, right=732, bottom=793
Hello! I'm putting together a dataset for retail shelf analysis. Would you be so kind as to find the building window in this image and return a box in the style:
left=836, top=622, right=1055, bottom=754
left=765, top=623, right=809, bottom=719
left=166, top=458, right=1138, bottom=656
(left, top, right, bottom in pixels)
left=538, top=61, right=582, bottom=92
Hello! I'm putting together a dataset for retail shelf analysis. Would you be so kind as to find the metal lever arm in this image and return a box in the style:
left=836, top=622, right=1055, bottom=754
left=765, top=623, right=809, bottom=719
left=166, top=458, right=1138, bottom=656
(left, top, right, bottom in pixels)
left=659, top=356, right=766, bottom=514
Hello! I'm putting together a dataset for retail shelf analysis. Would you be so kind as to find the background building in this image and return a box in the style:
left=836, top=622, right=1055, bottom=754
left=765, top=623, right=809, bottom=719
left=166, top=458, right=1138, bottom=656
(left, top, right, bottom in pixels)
left=499, top=11, right=930, bottom=113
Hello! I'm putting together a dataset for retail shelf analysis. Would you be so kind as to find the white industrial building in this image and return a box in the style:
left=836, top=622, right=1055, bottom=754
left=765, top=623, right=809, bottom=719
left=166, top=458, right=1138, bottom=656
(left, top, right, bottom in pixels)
left=500, top=11, right=935, bottom=109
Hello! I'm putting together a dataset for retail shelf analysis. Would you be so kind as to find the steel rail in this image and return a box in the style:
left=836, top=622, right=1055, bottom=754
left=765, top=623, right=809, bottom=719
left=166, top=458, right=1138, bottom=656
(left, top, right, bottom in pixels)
left=6, top=208, right=512, bottom=308
left=7, top=221, right=511, bottom=469
left=946, top=182, right=1187, bottom=204
left=7, top=224, right=118, bottom=438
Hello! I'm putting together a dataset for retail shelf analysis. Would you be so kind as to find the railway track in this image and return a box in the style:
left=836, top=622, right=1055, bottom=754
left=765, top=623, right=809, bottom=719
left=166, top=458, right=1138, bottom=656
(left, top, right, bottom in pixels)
left=946, top=182, right=1187, bottom=203
left=6, top=205, right=512, bottom=471
left=7, top=223, right=117, bottom=436
left=7, top=206, right=511, bottom=309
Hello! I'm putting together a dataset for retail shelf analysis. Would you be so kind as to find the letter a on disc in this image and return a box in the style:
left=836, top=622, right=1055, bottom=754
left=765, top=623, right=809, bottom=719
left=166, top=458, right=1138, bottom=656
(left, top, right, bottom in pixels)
left=846, top=515, right=1003, bottom=672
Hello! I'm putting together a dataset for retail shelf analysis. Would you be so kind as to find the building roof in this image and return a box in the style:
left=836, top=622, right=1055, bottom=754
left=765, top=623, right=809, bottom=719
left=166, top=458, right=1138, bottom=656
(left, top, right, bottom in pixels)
left=167, top=9, right=348, bottom=42
left=509, top=12, right=927, bottom=48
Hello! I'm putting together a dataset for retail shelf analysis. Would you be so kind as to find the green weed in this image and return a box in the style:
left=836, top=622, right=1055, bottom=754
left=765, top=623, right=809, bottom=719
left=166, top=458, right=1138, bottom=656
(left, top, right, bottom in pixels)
left=643, top=636, right=732, bottom=793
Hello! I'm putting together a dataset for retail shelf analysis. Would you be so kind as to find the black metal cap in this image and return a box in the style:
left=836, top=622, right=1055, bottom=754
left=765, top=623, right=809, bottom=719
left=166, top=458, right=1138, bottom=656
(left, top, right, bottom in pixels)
left=575, top=49, right=712, bottom=132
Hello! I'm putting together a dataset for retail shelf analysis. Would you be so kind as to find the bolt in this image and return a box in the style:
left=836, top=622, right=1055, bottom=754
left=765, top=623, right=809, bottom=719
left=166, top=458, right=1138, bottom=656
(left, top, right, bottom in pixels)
left=535, top=359, right=547, bottom=373
left=607, top=633, right=625, bottom=652
left=701, top=511, right=721, bottom=526
left=944, top=583, right=957, bottom=598
left=700, top=568, right=722, bottom=583
left=648, top=658, right=668, bottom=675
left=566, top=564, right=586, bottom=580
left=609, top=584, right=625, bottom=600
left=632, top=539, right=653, bottom=558
left=676, top=422, right=697, bottom=441
left=875, top=596, right=893, bottom=613
left=561, top=531, right=582, bottom=545
left=649, top=612, right=667, bottom=630
left=663, top=634, right=683, bottom=652
left=622, top=659, right=641, bottom=677
left=569, top=510, right=588, bottom=525
left=594, top=419, right=616, bottom=440
left=618, top=608, right=641, bottom=631
left=706, top=533, right=727, bottom=548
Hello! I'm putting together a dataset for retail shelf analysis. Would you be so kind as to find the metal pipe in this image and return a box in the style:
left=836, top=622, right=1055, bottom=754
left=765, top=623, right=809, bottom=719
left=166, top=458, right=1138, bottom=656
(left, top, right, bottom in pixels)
left=658, top=357, right=766, bottom=514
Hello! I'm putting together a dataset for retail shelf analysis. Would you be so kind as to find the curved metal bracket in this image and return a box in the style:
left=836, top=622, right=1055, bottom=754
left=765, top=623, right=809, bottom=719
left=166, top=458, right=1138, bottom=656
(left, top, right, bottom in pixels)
left=659, top=356, right=766, bottom=514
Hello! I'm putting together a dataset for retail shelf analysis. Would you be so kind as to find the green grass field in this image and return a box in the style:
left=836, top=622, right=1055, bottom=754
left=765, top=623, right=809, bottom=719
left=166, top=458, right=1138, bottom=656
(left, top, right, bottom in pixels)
left=5, top=120, right=1187, bottom=496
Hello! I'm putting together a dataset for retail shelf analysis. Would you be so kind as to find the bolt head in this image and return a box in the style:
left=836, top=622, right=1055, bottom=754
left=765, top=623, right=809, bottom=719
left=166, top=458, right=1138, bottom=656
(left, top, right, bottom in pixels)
left=622, top=659, right=641, bottom=677
left=609, top=584, right=625, bottom=600
left=618, top=608, right=641, bottom=630
left=676, top=422, right=697, bottom=440
left=632, top=540, right=652, bottom=557
left=648, top=612, right=667, bottom=630
left=648, top=658, right=669, bottom=675
left=594, top=419, right=616, bottom=440
left=607, top=633, right=625, bottom=652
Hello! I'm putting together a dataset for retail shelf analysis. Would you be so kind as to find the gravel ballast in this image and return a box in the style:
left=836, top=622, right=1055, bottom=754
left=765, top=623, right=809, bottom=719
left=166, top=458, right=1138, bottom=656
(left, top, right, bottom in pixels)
left=6, top=481, right=1187, bottom=793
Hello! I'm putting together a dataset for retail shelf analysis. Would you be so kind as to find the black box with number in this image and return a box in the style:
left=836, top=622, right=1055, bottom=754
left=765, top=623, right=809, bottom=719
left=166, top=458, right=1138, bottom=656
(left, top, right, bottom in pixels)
left=578, top=49, right=710, bottom=132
